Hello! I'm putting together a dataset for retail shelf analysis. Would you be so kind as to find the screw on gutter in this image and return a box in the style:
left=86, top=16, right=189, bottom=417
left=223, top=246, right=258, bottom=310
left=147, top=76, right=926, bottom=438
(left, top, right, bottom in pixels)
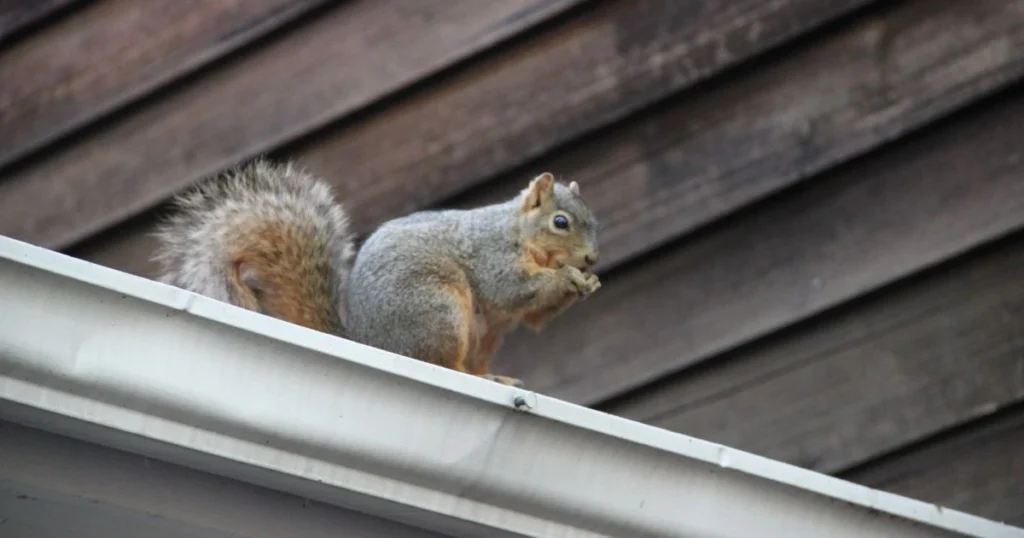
left=513, top=391, right=537, bottom=411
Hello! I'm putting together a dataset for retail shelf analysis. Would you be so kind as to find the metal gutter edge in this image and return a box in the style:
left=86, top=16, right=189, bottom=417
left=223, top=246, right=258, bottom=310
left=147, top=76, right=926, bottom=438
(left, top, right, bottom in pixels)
left=0, top=235, right=1020, bottom=538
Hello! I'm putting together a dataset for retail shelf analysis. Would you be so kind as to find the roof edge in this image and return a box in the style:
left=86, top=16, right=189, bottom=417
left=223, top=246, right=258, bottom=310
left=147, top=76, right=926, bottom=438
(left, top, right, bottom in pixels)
left=1, top=236, right=1020, bottom=538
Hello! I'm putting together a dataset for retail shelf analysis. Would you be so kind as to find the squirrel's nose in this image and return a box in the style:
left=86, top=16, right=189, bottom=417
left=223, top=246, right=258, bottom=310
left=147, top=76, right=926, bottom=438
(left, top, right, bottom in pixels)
left=585, top=253, right=599, bottom=266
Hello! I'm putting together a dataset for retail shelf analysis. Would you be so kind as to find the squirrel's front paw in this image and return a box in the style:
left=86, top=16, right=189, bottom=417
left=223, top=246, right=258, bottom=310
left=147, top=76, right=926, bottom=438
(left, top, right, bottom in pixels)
left=579, top=270, right=601, bottom=298
left=562, top=265, right=601, bottom=297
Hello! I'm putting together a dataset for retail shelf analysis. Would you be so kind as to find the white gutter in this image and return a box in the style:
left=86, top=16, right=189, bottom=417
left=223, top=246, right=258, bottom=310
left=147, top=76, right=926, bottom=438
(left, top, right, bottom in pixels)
left=0, top=234, right=1020, bottom=538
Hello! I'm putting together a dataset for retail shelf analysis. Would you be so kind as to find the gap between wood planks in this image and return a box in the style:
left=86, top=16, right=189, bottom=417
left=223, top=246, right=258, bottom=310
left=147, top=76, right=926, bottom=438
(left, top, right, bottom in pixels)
left=0, top=0, right=874, bottom=251
left=842, top=401, right=1024, bottom=526
left=485, top=0, right=1024, bottom=405
left=66, top=0, right=1024, bottom=414
left=0, top=0, right=82, bottom=46
left=602, top=228, right=1024, bottom=476
left=0, top=0, right=591, bottom=249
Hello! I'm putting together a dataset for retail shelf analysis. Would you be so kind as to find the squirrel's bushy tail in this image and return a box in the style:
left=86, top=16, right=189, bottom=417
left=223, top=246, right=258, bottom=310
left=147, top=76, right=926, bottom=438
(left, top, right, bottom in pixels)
left=152, top=158, right=355, bottom=334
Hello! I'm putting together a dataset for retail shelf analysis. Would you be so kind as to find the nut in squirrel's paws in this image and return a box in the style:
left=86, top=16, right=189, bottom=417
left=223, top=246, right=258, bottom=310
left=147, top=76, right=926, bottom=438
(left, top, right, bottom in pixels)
left=484, top=374, right=525, bottom=387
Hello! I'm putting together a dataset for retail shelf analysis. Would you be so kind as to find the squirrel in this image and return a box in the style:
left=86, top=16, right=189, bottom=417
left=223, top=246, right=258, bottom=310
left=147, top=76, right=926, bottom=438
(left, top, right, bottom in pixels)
left=152, top=158, right=601, bottom=388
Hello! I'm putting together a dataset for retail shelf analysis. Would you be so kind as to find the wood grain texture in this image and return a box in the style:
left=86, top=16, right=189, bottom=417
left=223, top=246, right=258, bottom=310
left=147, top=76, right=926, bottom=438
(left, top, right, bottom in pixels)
left=290, top=0, right=874, bottom=235
left=844, top=406, right=1024, bottom=526
left=0, top=0, right=585, bottom=249
left=0, top=0, right=81, bottom=43
left=72, top=0, right=887, bottom=274
left=0, top=0, right=333, bottom=170
left=72, top=0, right=1024, bottom=279
left=603, top=231, right=1024, bottom=475
left=495, top=86, right=1024, bottom=406
left=451, top=0, right=1024, bottom=274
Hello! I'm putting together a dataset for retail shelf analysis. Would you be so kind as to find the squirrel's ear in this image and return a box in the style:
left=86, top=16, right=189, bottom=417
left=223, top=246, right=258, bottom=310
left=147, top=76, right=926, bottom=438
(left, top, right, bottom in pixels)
left=569, top=181, right=580, bottom=196
left=521, top=172, right=555, bottom=211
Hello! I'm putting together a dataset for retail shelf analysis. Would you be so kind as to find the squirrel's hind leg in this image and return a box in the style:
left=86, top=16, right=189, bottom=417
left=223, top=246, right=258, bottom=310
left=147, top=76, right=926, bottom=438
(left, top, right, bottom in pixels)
left=469, top=320, right=524, bottom=388
left=415, top=282, right=523, bottom=388
left=435, top=282, right=475, bottom=374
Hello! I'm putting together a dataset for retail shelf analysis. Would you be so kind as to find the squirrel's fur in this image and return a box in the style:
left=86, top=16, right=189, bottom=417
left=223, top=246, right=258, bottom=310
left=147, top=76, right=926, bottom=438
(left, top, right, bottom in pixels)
left=153, top=158, right=600, bottom=387
left=152, top=160, right=355, bottom=334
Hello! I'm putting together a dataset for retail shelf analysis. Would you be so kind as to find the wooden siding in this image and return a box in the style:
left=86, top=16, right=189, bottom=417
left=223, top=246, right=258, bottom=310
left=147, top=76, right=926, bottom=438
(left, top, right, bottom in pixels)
left=0, top=0, right=82, bottom=44
left=2, top=0, right=1022, bottom=527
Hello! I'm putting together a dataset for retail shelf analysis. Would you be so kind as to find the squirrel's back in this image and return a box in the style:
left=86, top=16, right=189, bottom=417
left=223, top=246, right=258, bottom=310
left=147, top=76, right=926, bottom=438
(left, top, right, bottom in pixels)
left=152, top=159, right=355, bottom=334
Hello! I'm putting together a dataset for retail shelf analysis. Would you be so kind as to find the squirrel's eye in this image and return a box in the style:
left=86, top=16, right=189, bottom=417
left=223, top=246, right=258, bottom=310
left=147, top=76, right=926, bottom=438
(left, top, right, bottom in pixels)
left=553, top=214, right=570, bottom=230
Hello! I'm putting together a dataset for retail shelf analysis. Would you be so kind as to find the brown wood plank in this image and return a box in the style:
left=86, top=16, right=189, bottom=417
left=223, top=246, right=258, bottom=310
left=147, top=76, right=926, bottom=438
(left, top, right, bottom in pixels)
left=450, top=0, right=1024, bottom=274
left=0, top=0, right=586, bottom=249
left=73, top=0, right=1024, bottom=281
left=602, top=230, right=1024, bottom=475
left=844, top=406, right=1024, bottom=527
left=0, top=0, right=82, bottom=43
left=72, top=215, right=159, bottom=277
left=0, top=0, right=334, bottom=170
left=494, top=85, right=1024, bottom=406
left=289, top=0, right=876, bottom=237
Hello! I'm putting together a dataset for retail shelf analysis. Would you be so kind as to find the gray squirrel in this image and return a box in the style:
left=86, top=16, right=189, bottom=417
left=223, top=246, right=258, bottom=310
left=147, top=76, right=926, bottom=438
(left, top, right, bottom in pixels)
left=153, top=158, right=601, bottom=387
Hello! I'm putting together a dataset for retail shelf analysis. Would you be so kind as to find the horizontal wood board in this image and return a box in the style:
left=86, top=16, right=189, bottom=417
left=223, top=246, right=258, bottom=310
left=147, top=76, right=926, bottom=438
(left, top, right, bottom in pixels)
left=493, top=84, right=1024, bottom=406
left=71, top=0, right=1024, bottom=283
left=0, top=0, right=334, bottom=170
left=5, top=1, right=1024, bottom=526
left=289, top=0, right=875, bottom=237
left=449, top=0, right=1024, bottom=274
left=0, top=0, right=587, bottom=249
left=0, top=0, right=877, bottom=252
left=603, top=230, right=1024, bottom=475
left=0, top=0, right=81, bottom=44
left=844, top=405, right=1024, bottom=527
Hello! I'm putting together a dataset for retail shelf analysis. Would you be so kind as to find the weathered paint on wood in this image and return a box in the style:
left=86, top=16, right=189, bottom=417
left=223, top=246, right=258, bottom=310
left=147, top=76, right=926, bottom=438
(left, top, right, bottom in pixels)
left=0, top=0, right=333, bottom=169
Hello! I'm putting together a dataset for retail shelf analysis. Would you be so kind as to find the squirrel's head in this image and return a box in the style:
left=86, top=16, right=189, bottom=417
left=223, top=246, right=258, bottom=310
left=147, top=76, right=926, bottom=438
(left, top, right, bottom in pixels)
left=517, top=172, right=600, bottom=271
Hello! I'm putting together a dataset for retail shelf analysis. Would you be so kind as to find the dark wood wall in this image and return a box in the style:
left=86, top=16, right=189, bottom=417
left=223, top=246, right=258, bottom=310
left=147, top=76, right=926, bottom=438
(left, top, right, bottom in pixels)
left=2, top=0, right=1022, bottom=526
